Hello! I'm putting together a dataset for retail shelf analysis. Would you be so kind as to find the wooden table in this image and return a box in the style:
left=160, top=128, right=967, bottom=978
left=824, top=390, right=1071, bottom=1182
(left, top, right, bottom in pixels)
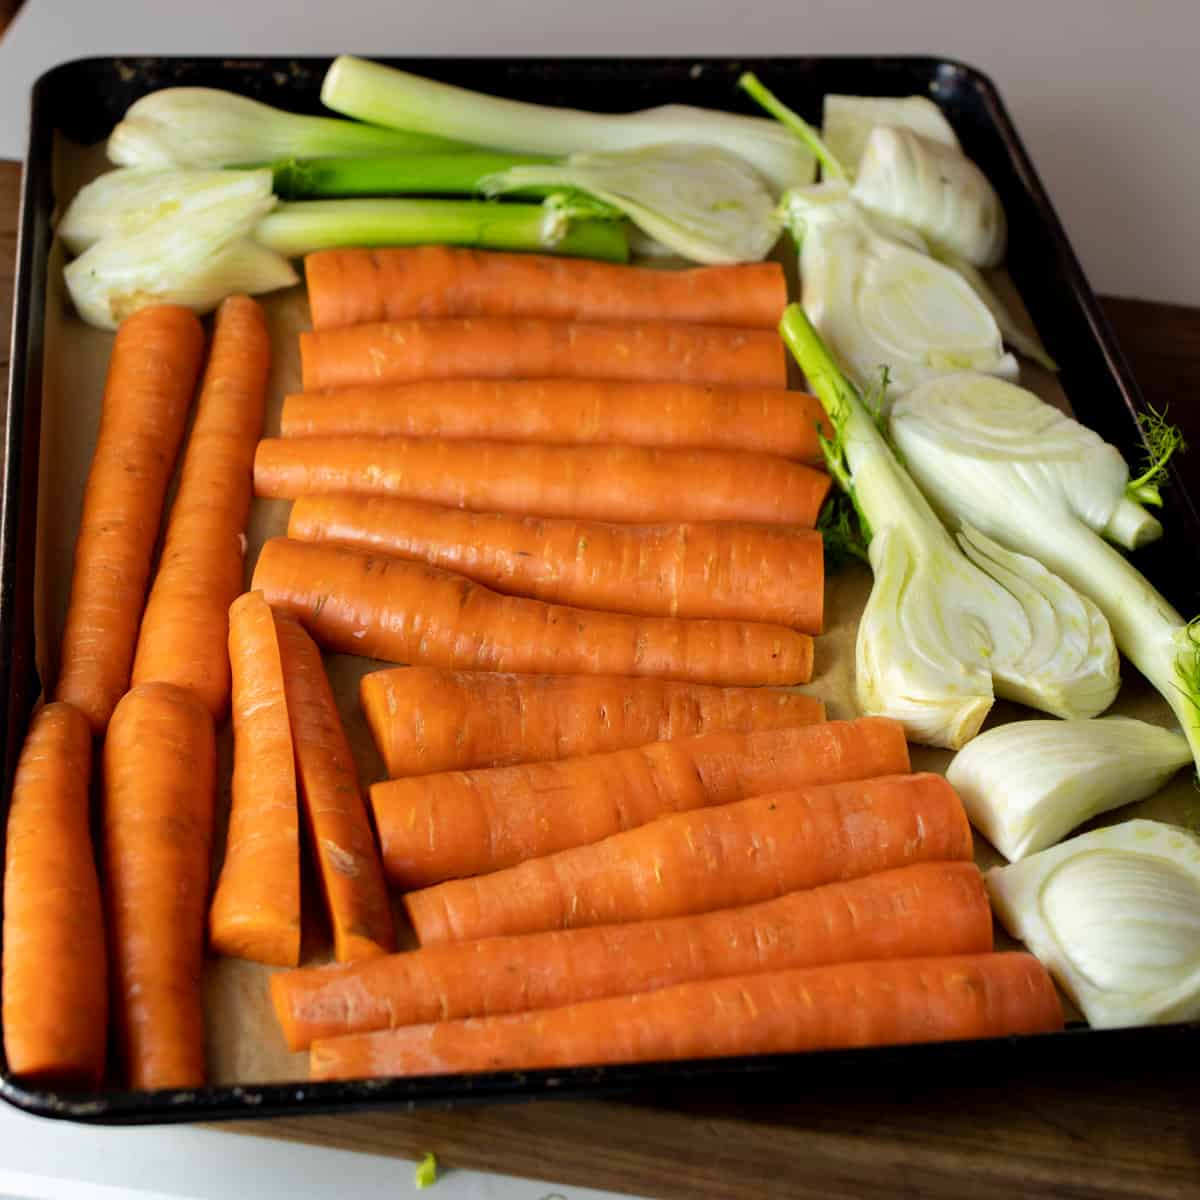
left=1, top=157, right=1197, bottom=1199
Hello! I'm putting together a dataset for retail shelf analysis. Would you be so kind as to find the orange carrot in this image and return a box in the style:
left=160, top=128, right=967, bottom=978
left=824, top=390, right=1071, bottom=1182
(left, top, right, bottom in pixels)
left=1, top=703, right=106, bottom=1087
left=289, top=497, right=825, bottom=631
left=272, top=862, right=992, bottom=1051
left=404, top=773, right=971, bottom=945
left=274, top=614, right=395, bottom=963
left=309, top=952, right=1064, bottom=1080
left=304, top=247, right=790, bottom=330
left=255, top=438, right=831, bottom=527
left=104, top=683, right=214, bottom=1090
left=373, top=717, right=908, bottom=888
left=131, top=296, right=271, bottom=718
left=359, top=668, right=825, bottom=778
left=55, top=305, right=204, bottom=732
left=208, top=592, right=300, bottom=967
left=280, top=378, right=829, bottom=461
left=298, top=317, right=787, bottom=391
left=251, top=538, right=814, bottom=687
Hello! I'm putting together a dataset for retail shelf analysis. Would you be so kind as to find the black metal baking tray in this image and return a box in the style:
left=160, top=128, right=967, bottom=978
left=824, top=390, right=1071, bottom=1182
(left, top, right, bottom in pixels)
left=3, top=54, right=1198, bottom=1126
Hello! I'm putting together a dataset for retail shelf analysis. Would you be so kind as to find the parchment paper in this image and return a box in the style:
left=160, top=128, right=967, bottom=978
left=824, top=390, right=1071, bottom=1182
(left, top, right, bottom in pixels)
left=34, top=136, right=1198, bottom=1088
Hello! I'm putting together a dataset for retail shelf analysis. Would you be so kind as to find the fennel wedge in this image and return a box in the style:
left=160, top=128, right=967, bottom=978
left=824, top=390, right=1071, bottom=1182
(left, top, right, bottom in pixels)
left=781, top=304, right=1119, bottom=749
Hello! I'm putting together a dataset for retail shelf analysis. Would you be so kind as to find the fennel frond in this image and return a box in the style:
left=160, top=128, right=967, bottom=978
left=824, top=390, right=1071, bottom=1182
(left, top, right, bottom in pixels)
left=1128, top=404, right=1187, bottom=507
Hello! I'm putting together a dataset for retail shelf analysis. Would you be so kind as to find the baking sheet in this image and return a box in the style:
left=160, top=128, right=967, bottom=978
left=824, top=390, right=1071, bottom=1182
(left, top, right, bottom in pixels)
left=31, top=133, right=1198, bottom=1091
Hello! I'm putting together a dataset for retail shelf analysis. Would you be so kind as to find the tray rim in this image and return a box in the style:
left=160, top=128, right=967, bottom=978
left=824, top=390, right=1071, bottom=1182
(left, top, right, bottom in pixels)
left=2, top=51, right=1197, bottom=1126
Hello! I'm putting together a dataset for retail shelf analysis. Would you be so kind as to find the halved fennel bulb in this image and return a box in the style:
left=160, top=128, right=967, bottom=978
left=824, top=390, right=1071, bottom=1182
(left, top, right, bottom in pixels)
left=852, top=125, right=1007, bottom=267
left=947, top=717, right=1192, bottom=861
left=783, top=186, right=1016, bottom=397
left=821, top=94, right=960, bottom=176
left=987, top=821, right=1200, bottom=1027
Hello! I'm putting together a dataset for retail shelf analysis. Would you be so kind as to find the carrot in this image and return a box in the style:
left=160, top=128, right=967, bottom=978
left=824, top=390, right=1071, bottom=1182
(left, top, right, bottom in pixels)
left=255, top=438, right=831, bottom=527
left=1, top=703, right=105, bottom=1087
left=373, top=717, right=908, bottom=888
left=279, top=378, right=829, bottom=461
left=54, top=304, right=205, bottom=732
left=131, top=296, right=271, bottom=717
left=298, top=317, right=787, bottom=391
left=274, top=614, right=395, bottom=963
left=309, top=952, right=1064, bottom=1080
left=104, top=683, right=214, bottom=1090
left=304, top=247, right=790, bottom=330
left=271, top=862, right=992, bottom=1051
left=251, top=538, right=814, bottom=687
left=208, top=592, right=300, bottom=967
left=288, top=497, right=825, bottom=631
left=404, top=772, right=971, bottom=945
left=359, top=668, right=826, bottom=778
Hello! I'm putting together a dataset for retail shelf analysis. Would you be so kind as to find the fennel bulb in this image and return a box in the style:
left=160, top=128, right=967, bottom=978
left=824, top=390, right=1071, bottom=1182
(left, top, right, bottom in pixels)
left=57, top=166, right=275, bottom=255
left=852, top=125, right=1007, bottom=268
left=64, top=191, right=297, bottom=330
left=821, top=94, right=959, bottom=176
left=783, top=185, right=1017, bottom=396
left=987, top=820, right=1200, bottom=1028
left=781, top=304, right=1119, bottom=749
left=889, top=373, right=1200, bottom=770
left=319, top=56, right=816, bottom=195
left=947, top=717, right=1192, bottom=861
left=480, top=144, right=780, bottom=265
left=108, top=87, right=462, bottom=168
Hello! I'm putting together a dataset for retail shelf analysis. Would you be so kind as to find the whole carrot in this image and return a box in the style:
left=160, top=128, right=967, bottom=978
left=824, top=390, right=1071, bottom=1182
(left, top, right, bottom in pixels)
left=208, top=592, right=301, bottom=967
left=131, top=296, right=271, bottom=717
left=288, top=496, right=825, bottom=630
left=55, top=304, right=204, bottom=732
left=299, top=317, right=787, bottom=391
left=305, top=247, right=790, bottom=330
left=309, top=953, right=1064, bottom=1080
left=360, top=668, right=826, bottom=778
left=404, top=773, right=971, bottom=945
left=104, top=683, right=214, bottom=1090
left=372, top=717, right=908, bottom=888
left=251, top=538, right=814, bottom=687
left=255, top=438, right=831, bottom=527
left=272, top=862, right=992, bottom=1051
left=274, top=614, right=394, bottom=963
left=2, top=703, right=106, bottom=1087
left=280, top=378, right=829, bottom=461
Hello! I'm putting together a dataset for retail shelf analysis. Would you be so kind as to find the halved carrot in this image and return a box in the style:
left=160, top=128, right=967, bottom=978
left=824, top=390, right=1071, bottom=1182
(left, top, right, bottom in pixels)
left=359, top=668, right=826, bottom=778
left=289, top=496, right=824, bottom=630
left=305, top=247, right=790, bottom=330
left=279, top=378, right=829, bottom=461
left=309, top=953, right=1064, bottom=1080
left=251, top=538, right=814, bottom=687
left=55, top=304, right=204, bottom=732
left=208, top=592, right=300, bottom=967
left=271, top=862, right=992, bottom=1051
left=131, top=295, right=271, bottom=717
left=255, top=438, right=831, bottom=527
left=404, top=773, right=971, bottom=945
left=372, top=717, right=908, bottom=888
left=2, top=702, right=106, bottom=1087
left=104, top=683, right=214, bottom=1090
left=298, top=317, right=787, bottom=391
left=274, top=614, right=394, bottom=963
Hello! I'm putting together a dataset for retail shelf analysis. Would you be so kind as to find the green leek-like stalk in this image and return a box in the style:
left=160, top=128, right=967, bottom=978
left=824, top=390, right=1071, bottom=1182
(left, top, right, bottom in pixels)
left=253, top=198, right=629, bottom=261
left=271, top=152, right=557, bottom=199
left=319, top=56, right=816, bottom=193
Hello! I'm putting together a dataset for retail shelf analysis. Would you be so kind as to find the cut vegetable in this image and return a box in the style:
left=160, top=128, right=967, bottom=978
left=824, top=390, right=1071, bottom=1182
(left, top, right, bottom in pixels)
left=947, top=717, right=1192, bottom=861
left=319, top=56, right=816, bottom=194
left=821, top=94, right=960, bottom=177
left=986, top=820, right=1200, bottom=1028
left=782, top=305, right=1120, bottom=749
left=360, top=668, right=825, bottom=777
left=107, top=86, right=464, bottom=168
